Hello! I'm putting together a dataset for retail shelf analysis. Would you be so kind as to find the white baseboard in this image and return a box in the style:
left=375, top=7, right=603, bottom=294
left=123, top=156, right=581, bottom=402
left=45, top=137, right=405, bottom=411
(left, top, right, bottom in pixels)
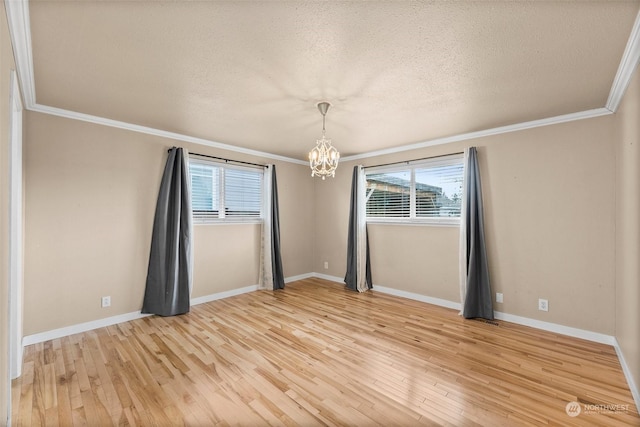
left=22, top=311, right=154, bottom=346
left=374, top=285, right=462, bottom=311
left=191, top=284, right=259, bottom=305
left=613, top=338, right=640, bottom=413
left=284, top=273, right=314, bottom=283
left=311, top=272, right=345, bottom=283
left=21, top=275, right=327, bottom=346
left=23, top=284, right=260, bottom=346
left=492, top=311, right=615, bottom=345
left=367, top=282, right=616, bottom=345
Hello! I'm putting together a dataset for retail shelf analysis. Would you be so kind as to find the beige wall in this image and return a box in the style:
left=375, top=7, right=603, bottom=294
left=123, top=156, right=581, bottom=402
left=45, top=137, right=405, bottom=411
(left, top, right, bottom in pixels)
left=615, top=66, right=640, bottom=396
left=369, top=225, right=460, bottom=301
left=23, top=111, right=314, bottom=335
left=315, top=115, right=617, bottom=334
left=0, top=3, right=18, bottom=422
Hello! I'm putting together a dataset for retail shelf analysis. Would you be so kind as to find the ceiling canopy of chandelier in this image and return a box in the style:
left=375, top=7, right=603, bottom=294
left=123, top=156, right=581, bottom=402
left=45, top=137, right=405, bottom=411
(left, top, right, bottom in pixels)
left=308, top=102, right=340, bottom=180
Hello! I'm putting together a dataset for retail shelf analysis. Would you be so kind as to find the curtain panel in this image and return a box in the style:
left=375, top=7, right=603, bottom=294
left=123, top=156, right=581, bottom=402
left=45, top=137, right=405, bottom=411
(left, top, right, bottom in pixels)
left=260, top=165, right=285, bottom=290
left=459, top=147, right=494, bottom=320
left=345, top=165, right=372, bottom=292
left=142, top=147, right=193, bottom=316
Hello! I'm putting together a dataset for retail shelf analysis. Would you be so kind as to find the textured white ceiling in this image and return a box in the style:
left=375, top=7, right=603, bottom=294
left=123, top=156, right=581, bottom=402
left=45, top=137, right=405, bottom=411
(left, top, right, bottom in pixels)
left=29, top=1, right=640, bottom=160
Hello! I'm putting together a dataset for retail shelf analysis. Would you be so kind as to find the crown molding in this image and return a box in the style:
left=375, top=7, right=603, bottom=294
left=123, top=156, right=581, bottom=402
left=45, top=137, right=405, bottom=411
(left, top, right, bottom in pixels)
left=5, top=0, right=637, bottom=164
left=606, top=9, right=640, bottom=112
left=31, top=104, right=308, bottom=165
left=341, top=108, right=612, bottom=162
left=5, top=0, right=35, bottom=109
left=5, top=0, right=306, bottom=165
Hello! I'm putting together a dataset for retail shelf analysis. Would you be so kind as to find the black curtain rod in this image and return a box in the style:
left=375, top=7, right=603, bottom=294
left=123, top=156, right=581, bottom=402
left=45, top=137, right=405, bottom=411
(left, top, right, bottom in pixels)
left=168, top=148, right=266, bottom=168
left=363, top=151, right=464, bottom=170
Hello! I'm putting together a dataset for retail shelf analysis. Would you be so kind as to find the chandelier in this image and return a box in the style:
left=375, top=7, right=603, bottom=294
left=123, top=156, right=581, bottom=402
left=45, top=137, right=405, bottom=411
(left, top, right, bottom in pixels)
left=309, top=102, right=340, bottom=179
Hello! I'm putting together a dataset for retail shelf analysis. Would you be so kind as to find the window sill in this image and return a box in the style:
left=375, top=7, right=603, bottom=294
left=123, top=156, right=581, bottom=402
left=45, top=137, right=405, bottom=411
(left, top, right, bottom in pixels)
left=193, top=218, right=263, bottom=226
left=366, top=219, right=460, bottom=227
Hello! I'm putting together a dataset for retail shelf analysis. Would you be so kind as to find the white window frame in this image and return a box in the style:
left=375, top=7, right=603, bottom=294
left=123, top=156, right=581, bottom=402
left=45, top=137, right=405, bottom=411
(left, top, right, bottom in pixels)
left=189, top=157, right=264, bottom=225
left=365, top=154, right=463, bottom=226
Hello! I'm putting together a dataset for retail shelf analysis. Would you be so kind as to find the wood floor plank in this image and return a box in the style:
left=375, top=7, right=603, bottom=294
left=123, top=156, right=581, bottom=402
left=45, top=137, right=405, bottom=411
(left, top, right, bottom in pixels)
left=11, top=279, right=639, bottom=426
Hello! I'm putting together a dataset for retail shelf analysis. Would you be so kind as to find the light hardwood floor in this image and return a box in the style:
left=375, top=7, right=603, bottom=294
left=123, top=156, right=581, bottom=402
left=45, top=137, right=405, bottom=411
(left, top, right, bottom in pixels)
left=11, top=278, right=639, bottom=426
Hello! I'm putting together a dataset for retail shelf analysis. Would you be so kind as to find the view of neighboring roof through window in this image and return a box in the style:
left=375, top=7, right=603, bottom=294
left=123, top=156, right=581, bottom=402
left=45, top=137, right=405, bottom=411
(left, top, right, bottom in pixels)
left=365, top=154, right=463, bottom=225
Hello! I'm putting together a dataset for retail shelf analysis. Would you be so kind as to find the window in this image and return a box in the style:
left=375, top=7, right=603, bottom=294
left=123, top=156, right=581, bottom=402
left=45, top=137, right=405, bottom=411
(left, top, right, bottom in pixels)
left=366, top=170, right=411, bottom=218
left=365, top=154, right=464, bottom=225
left=189, top=158, right=263, bottom=223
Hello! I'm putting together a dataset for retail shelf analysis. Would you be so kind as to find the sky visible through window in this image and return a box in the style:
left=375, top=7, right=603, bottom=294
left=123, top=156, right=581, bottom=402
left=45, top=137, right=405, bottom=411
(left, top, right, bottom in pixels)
left=416, top=164, right=464, bottom=201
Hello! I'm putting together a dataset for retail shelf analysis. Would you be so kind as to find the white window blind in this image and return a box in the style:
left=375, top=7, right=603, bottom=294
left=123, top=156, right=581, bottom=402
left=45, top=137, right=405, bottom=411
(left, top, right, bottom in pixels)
left=191, top=163, right=220, bottom=220
left=365, top=154, right=463, bottom=224
left=366, top=170, right=411, bottom=218
left=224, top=168, right=262, bottom=219
left=189, top=158, right=263, bottom=223
left=415, top=163, right=464, bottom=218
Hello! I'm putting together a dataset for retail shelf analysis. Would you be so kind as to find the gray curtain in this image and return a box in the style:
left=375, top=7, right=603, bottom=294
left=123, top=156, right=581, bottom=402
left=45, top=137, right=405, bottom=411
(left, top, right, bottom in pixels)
left=462, top=147, right=493, bottom=319
left=345, top=166, right=372, bottom=292
left=142, top=147, right=193, bottom=316
left=270, top=165, right=285, bottom=290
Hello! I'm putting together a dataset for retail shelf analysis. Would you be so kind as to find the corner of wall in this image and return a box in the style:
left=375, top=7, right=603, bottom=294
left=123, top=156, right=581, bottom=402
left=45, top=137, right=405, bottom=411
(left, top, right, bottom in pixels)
left=613, top=62, right=640, bottom=413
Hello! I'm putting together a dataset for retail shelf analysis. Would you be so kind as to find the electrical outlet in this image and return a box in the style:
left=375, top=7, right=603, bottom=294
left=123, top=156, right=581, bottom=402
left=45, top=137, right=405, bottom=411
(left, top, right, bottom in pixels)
left=496, top=293, right=503, bottom=303
left=538, top=298, right=548, bottom=312
left=324, top=261, right=329, bottom=269
left=101, top=296, right=111, bottom=308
